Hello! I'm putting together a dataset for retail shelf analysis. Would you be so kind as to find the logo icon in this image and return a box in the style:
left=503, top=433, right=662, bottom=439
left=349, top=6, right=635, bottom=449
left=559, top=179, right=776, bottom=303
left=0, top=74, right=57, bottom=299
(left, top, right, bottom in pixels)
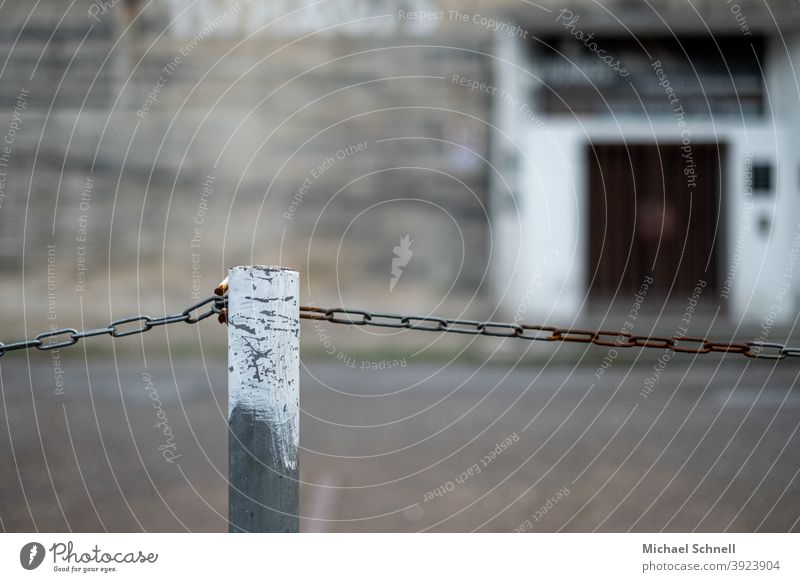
left=20, top=542, right=45, bottom=570
left=390, top=235, right=413, bottom=293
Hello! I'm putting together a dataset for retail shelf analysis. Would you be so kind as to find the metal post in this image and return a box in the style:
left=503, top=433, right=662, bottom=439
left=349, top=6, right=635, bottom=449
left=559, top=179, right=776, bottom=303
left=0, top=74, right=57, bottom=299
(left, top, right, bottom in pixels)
left=228, top=266, right=300, bottom=532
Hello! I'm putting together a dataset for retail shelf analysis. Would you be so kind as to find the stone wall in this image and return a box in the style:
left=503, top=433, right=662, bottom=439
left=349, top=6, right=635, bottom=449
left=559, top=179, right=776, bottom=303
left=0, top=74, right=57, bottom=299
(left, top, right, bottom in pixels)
left=1, top=0, right=799, bottom=335
left=0, top=0, right=497, bottom=335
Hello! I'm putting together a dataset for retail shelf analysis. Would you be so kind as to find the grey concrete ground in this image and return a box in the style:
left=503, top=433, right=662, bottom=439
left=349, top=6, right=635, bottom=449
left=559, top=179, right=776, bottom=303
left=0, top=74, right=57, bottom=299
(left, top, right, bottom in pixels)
left=0, top=348, right=798, bottom=532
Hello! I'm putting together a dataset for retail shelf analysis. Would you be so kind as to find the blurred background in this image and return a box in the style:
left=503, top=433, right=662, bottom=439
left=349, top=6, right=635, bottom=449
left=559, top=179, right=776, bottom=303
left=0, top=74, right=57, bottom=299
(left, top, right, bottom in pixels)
left=0, top=0, right=798, bottom=532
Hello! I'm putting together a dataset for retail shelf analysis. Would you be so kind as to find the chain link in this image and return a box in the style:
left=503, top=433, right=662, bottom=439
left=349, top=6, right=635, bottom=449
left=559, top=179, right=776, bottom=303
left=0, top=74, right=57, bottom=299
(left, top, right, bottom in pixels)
left=298, top=306, right=800, bottom=361
left=2, top=296, right=800, bottom=361
left=0, top=296, right=225, bottom=358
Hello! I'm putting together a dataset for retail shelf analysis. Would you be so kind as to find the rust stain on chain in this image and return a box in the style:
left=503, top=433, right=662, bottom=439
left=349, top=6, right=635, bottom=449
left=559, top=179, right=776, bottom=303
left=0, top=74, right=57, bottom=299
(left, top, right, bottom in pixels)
left=291, top=306, right=797, bottom=361
left=0, top=284, right=796, bottom=361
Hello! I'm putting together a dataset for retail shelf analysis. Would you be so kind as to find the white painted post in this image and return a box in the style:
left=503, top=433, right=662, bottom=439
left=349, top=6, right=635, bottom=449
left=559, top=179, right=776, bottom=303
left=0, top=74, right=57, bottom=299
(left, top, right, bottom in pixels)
left=228, top=266, right=300, bottom=532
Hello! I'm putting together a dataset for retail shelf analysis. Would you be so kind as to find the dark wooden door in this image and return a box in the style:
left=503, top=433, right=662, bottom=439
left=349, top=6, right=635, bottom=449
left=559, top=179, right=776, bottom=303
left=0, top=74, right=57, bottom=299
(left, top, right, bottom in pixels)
left=587, top=143, right=723, bottom=302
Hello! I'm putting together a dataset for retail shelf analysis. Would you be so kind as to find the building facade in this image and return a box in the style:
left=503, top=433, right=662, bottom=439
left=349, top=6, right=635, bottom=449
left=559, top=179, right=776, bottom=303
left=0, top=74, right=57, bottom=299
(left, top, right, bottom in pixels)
left=3, top=0, right=800, bottom=335
left=490, top=2, right=800, bottom=327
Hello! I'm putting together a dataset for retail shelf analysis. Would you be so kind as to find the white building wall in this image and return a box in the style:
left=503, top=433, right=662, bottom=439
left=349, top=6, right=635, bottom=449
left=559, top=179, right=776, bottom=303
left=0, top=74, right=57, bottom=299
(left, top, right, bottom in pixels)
left=491, top=32, right=800, bottom=326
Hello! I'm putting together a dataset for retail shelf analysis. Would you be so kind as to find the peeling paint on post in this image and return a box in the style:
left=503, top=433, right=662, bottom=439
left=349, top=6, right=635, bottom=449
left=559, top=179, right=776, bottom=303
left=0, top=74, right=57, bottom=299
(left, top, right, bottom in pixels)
left=228, top=266, right=299, bottom=532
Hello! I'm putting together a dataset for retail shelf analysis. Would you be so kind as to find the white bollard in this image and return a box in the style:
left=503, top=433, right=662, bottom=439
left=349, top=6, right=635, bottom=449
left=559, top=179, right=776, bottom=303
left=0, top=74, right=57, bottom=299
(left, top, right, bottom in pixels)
left=227, top=266, right=299, bottom=532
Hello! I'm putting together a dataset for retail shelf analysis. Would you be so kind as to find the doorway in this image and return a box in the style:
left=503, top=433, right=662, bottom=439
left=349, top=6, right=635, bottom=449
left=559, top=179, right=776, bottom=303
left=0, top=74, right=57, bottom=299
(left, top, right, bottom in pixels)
left=587, top=143, right=724, bottom=304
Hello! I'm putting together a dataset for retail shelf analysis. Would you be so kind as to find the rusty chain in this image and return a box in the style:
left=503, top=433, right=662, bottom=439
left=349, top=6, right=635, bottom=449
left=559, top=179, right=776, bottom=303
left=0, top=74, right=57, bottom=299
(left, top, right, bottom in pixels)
left=297, top=306, right=800, bottom=361
left=0, top=296, right=225, bottom=358
left=1, top=291, right=798, bottom=361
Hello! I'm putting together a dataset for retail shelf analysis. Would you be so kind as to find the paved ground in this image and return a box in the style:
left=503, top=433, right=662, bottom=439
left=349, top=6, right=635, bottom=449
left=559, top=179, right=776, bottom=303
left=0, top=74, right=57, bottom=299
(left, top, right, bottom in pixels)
left=0, top=349, right=798, bottom=532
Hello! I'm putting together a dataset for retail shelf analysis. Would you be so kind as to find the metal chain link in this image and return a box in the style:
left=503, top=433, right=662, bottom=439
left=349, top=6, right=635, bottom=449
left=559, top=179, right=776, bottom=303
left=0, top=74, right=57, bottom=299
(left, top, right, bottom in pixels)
left=0, top=296, right=225, bottom=358
left=298, top=306, right=800, bottom=361
left=2, top=295, right=798, bottom=361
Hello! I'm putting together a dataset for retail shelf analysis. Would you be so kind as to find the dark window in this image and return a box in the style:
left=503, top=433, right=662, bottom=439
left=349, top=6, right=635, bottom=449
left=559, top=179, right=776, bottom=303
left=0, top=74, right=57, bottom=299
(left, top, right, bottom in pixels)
left=533, top=35, right=766, bottom=118
left=752, top=164, right=772, bottom=193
